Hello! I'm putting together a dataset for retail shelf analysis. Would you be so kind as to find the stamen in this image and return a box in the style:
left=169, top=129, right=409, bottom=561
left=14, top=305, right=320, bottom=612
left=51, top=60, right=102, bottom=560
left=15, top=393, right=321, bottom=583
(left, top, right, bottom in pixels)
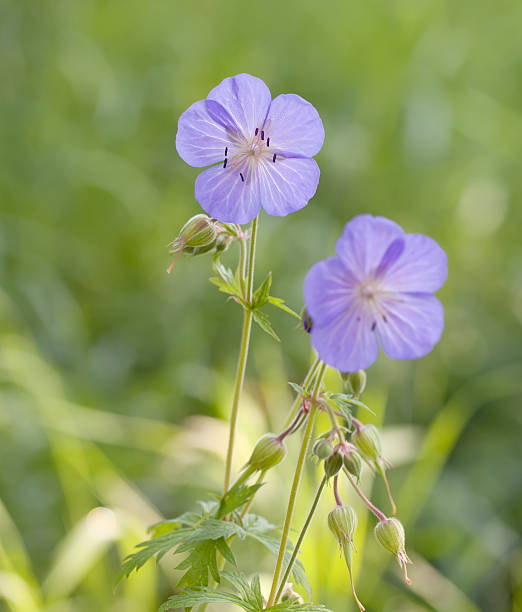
left=273, top=153, right=277, bottom=163
left=371, top=321, right=377, bottom=331
left=225, top=146, right=228, bottom=156
left=261, top=130, right=265, bottom=140
left=240, top=172, right=244, bottom=182
left=382, top=315, right=388, bottom=323
left=255, top=128, right=259, bottom=136
left=266, top=137, right=270, bottom=147
left=223, top=158, right=228, bottom=168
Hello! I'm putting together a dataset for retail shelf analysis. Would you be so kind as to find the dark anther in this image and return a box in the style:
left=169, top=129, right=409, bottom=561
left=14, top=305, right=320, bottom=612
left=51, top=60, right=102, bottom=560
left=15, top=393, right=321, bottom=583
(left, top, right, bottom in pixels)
left=240, top=172, right=245, bottom=182
left=266, top=137, right=270, bottom=147
left=255, top=128, right=259, bottom=136
left=382, top=315, right=388, bottom=323
left=225, top=146, right=228, bottom=156
left=223, top=158, right=228, bottom=168
left=371, top=321, right=377, bottom=331
left=261, top=130, right=265, bottom=140
left=273, top=153, right=277, bottom=163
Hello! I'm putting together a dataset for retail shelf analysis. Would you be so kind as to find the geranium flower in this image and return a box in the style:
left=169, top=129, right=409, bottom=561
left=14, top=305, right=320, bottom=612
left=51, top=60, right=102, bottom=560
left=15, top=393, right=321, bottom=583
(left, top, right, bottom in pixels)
left=304, top=215, right=447, bottom=371
left=175, top=73, right=324, bottom=224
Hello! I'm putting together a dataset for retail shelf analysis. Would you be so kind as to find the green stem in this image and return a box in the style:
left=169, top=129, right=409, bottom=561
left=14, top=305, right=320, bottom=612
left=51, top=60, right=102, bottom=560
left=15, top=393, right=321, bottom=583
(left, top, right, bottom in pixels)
left=266, top=361, right=328, bottom=607
left=275, top=475, right=327, bottom=602
left=283, top=355, right=321, bottom=428
left=224, top=216, right=259, bottom=493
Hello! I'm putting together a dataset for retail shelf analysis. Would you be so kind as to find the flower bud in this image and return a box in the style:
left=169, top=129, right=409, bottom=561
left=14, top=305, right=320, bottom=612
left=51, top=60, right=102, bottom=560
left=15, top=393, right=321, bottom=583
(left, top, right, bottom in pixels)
left=246, top=433, right=286, bottom=472
left=343, top=448, right=363, bottom=482
left=374, top=517, right=412, bottom=584
left=324, top=451, right=343, bottom=478
left=328, top=505, right=357, bottom=548
left=301, top=308, right=313, bottom=333
left=347, top=370, right=367, bottom=396
left=171, top=214, right=217, bottom=253
left=280, top=583, right=304, bottom=604
left=312, top=438, right=333, bottom=461
left=351, top=424, right=382, bottom=461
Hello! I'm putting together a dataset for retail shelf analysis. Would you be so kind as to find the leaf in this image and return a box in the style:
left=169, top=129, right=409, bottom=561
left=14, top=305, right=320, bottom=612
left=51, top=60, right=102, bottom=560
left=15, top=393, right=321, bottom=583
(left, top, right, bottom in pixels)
left=253, top=271, right=272, bottom=308
left=267, top=296, right=301, bottom=320
left=176, top=520, right=245, bottom=553
left=252, top=310, right=280, bottom=341
left=288, top=382, right=307, bottom=397
left=177, top=539, right=223, bottom=587
left=216, top=483, right=263, bottom=519
left=158, top=587, right=251, bottom=612
left=222, top=570, right=264, bottom=610
left=266, top=603, right=333, bottom=611
left=241, top=513, right=276, bottom=535
left=119, top=528, right=192, bottom=580
left=209, top=260, right=243, bottom=300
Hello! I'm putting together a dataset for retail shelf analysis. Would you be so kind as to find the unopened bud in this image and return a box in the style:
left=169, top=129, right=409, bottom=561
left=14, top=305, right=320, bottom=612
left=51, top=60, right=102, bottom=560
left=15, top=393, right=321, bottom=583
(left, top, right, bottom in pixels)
left=171, top=214, right=217, bottom=253
left=301, top=308, right=313, bottom=333
left=347, top=370, right=367, bottom=396
left=247, top=433, right=286, bottom=472
left=351, top=424, right=382, bottom=461
left=280, top=583, right=304, bottom=604
left=324, top=452, right=343, bottom=478
left=343, top=448, right=363, bottom=481
left=312, top=438, right=333, bottom=461
left=375, top=518, right=412, bottom=585
left=214, top=233, right=232, bottom=254
left=328, top=505, right=357, bottom=548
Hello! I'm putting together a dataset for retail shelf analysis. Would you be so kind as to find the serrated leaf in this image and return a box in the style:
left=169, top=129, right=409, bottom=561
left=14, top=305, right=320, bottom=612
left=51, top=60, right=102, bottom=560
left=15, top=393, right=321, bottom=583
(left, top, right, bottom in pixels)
left=253, top=271, right=272, bottom=308
left=267, top=296, right=301, bottom=319
left=252, top=310, right=280, bottom=341
left=119, top=528, right=192, bottom=581
left=241, top=513, right=276, bottom=534
left=216, top=483, right=263, bottom=518
left=222, top=571, right=264, bottom=610
left=215, top=538, right=236, bottom=566
left=288, top=382, right=307, bottom=397
left=158, top=587, right=251, bottom=612
left=176, top=520, right=245, bottom=553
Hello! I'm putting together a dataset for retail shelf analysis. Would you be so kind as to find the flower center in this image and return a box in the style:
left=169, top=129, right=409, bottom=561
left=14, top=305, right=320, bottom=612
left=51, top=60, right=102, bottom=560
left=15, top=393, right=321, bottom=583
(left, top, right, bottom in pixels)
left=223, top=127, right=277, bottom=182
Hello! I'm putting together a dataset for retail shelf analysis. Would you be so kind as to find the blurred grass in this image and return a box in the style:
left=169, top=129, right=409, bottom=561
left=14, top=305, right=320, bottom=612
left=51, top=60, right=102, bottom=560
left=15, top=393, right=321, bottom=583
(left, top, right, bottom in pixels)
left=1, top=0, right=522, bottom=610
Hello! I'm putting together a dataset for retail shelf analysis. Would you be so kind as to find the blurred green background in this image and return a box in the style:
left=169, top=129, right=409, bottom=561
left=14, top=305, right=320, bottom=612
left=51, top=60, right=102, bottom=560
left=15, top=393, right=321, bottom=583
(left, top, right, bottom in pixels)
left=1, top=0, right=521, bottom=610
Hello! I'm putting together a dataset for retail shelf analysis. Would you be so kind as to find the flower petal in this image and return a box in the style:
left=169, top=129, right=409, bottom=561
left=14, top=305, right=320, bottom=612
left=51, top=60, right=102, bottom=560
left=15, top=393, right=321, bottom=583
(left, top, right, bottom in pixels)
left=194, top=164, right=261, bottom=224
left=265, top=94, right=325, bottom=158
left=207, top=73, right=272, bottom=141
left=310, top=307, right=379, bottom=372
left=377, top=293, right=444, bottom=360
left=257, top=157, right=320, bottom=216
left=304, top=257, right=358, bottom=326
left=335, top=215, right=404, bottom=280
left=379, top=233, right=448, bottom=293
left=176, top=100, right=240, bottom=168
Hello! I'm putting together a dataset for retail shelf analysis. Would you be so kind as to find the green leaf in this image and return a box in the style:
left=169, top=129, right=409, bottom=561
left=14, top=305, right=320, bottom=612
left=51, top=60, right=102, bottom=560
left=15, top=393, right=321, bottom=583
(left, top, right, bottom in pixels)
left=177, top=539, right=223, bottom=587
left=266, top=603, right=333, bottom=611
left=209, top=260, right=243, bottom=300
left=288, top=382, right=307, bottom=397
left=241, top=513, right=276, bottom=534
left=158, top=587, right=251, bottom=612
left=119, top=528, right=192, bottom=580
left=176, top=520, right=245, bottom=553
left=252, top=310, right=280, bottom=341
left=222, top=570, right=264, bottom=610
left=253, top=271, right=272, bottom=307
left=216, top=483, right=263, bottom=518
left=267, top=296, right=301, bottom=319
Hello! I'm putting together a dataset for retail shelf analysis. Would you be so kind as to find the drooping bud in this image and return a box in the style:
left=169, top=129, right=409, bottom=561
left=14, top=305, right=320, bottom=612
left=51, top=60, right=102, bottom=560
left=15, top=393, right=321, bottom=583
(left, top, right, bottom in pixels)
left=324, top=451, right=343, bottom=478
left=328, top=505, right=366, bottom=611
left=246, top=433, right=286, bottom=472
left=280, top=583, right=304, bottom=604
left=170, top=214, right=218, bottom=253
left=343, top=447, right=363, bottom=482
left=347, top=370, right=367, bottom=396
left=312, top=438, right=334, bottom=461
left=328, top=505, right=357, bottom=548
left=301, top=308, right=313, bottom=333
left=351, top=424, right=382, bottom=461
left=375, top=518, right=412, bottom=585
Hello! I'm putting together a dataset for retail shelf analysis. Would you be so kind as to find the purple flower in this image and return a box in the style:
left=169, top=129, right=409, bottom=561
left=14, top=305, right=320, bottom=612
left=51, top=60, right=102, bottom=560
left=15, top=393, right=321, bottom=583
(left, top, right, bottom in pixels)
left=175, top=73, right=324, bottom=224
left=304, top=215, right=447, bottom=372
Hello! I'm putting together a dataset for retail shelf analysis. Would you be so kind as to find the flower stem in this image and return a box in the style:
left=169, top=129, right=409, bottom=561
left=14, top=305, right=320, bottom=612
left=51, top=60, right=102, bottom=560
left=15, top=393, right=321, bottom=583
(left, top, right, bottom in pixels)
left=275, top=474, right=327, bottom=602
left=283, top=355, right=321, bottom=428
left=223, top=216, right=259, bottom=493
left=266, top=361, right=328, bottom=607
